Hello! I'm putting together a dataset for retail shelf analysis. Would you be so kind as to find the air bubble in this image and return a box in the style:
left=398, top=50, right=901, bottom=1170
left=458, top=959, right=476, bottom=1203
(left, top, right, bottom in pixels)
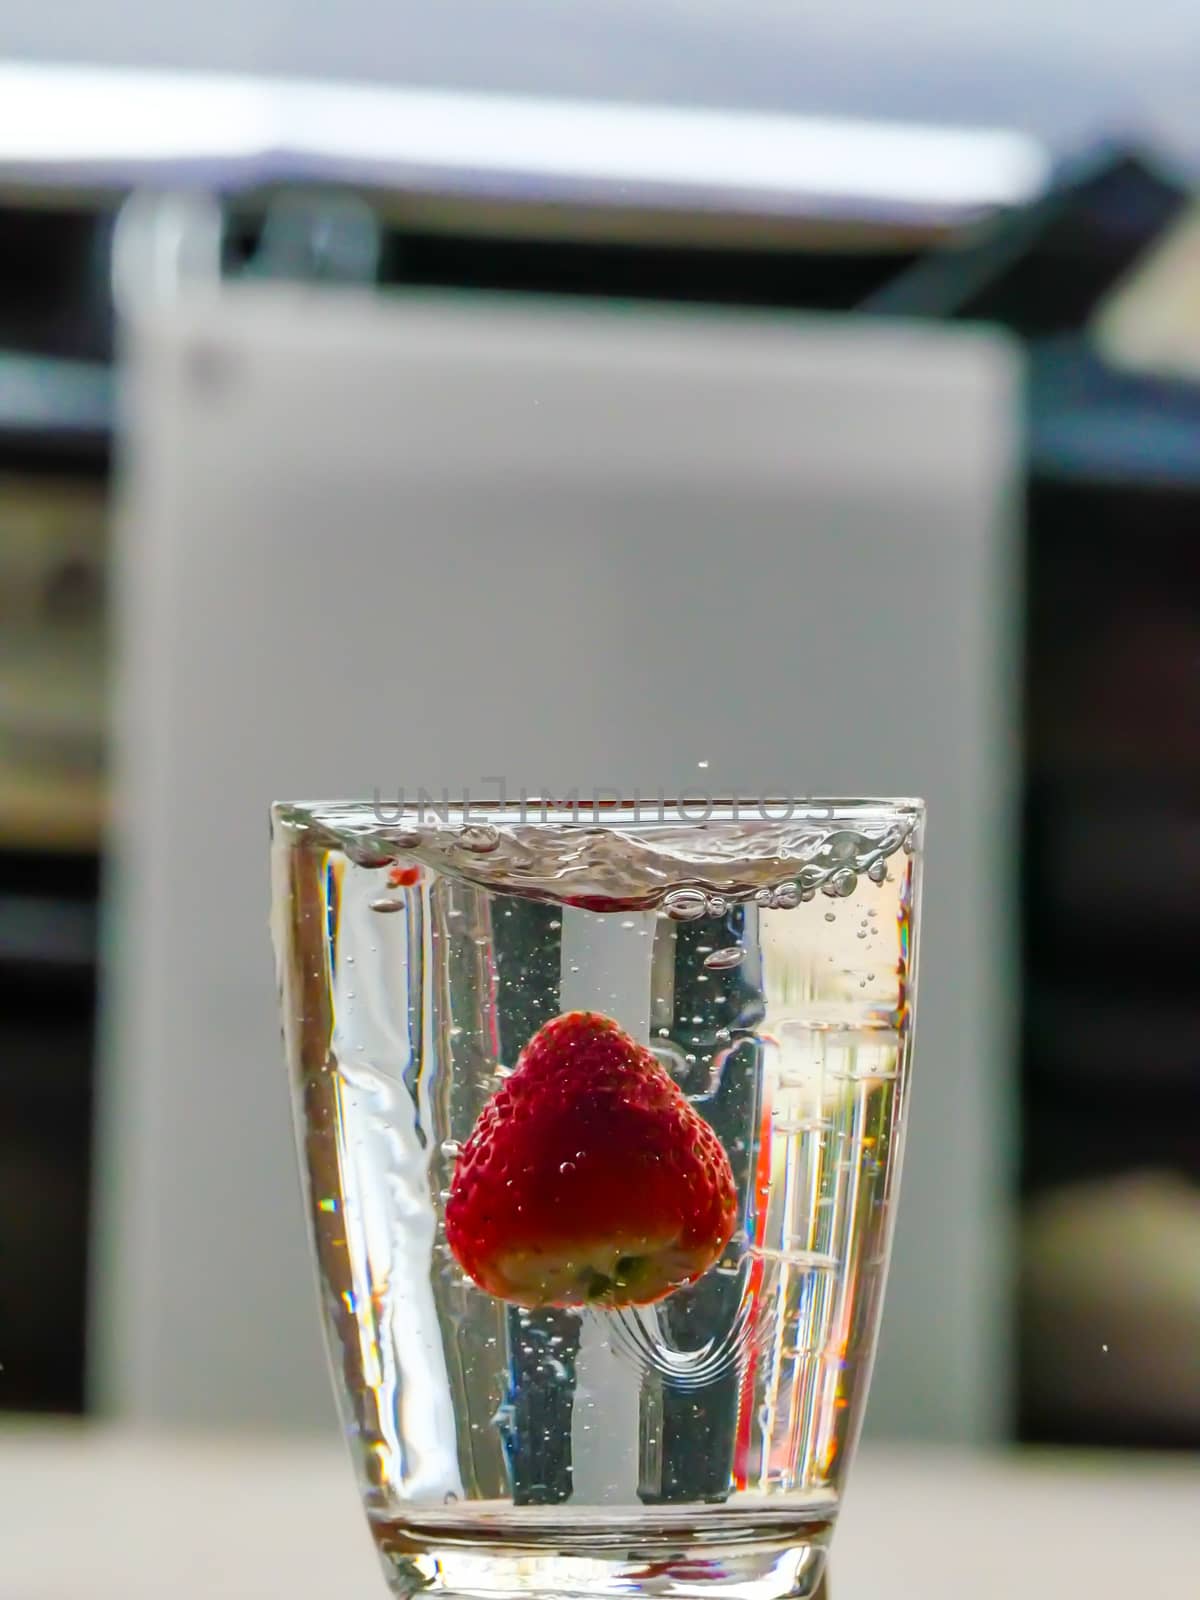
left=706, top=894, right=728, bottom=917
left=823, top=868, right=858, bottom=898
left=369, top=897, right=406, bottom=914
left=867, top=859, right=888, bottom=884
left=459, top=824, right=500, bottom=854
left=704, top=945, right=746, bottom=971
left=755, top=887, right=774, bottom=907
left=663, top=888, right=708, bottom=922
left=559, top=1160, right=577, bottom=1175
left=824, top=912, right=836, bottom=923
left=548, top=919, right=561, bottom=930
left=440, top=1140, right=461, bottom=1159
left=773, top=883, right=801, bottom=910
left=346, top=844, right=395, bottom=869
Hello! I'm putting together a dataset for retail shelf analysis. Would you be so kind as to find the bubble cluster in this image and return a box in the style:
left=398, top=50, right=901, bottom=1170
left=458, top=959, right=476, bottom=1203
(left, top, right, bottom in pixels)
left=755, top=880, right=809, bottom=910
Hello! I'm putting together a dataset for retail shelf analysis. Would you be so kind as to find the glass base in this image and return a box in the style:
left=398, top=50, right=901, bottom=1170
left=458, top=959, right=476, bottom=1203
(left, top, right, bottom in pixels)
left=372, top=1513, right=832, bottom=1600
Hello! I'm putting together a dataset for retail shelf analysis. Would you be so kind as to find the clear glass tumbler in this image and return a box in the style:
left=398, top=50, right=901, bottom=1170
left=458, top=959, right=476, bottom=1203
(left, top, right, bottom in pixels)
left=271, top=797, right=923, bottom=1600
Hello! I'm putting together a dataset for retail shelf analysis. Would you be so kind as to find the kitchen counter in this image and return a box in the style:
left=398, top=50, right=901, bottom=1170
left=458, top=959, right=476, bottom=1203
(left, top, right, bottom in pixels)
left=0, top=1423, right=1194, bottom=1599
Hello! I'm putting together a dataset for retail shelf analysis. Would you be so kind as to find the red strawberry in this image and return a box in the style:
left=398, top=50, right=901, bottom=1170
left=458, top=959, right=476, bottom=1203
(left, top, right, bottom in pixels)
left=445, top=1011, right=737, bottom=1308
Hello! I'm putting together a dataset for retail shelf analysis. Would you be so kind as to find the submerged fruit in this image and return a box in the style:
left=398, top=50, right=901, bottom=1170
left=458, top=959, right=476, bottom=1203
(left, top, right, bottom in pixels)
left=445, top=1011, right=737, bottom=1308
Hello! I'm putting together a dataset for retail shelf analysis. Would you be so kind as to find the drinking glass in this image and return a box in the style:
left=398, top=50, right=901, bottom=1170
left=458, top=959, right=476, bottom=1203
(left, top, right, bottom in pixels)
left=271, top=797, right=923, bottom=1600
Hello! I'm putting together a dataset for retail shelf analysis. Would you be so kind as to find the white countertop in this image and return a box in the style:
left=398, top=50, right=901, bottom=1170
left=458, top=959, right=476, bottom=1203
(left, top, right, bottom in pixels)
left=1, top=1424, right=1195, bottom=1600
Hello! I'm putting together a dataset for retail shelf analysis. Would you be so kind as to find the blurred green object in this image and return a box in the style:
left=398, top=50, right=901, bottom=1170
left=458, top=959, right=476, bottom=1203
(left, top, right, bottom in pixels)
left=1021, top=1172, right=1200, bottom=1447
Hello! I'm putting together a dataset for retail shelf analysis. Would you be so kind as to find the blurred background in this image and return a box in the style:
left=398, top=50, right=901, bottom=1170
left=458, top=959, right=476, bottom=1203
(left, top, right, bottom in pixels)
left=2, top=3, right=1199, bottom=1594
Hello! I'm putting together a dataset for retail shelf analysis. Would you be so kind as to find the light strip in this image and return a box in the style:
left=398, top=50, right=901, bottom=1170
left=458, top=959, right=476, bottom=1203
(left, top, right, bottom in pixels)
left=0, top=61, right=1049, bottom=216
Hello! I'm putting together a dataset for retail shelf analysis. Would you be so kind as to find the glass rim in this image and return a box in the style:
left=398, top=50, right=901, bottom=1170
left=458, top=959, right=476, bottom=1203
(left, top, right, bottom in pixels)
left=272, top=794, right=925, bottom=837
left=273, top=794, right=925, bottom=811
